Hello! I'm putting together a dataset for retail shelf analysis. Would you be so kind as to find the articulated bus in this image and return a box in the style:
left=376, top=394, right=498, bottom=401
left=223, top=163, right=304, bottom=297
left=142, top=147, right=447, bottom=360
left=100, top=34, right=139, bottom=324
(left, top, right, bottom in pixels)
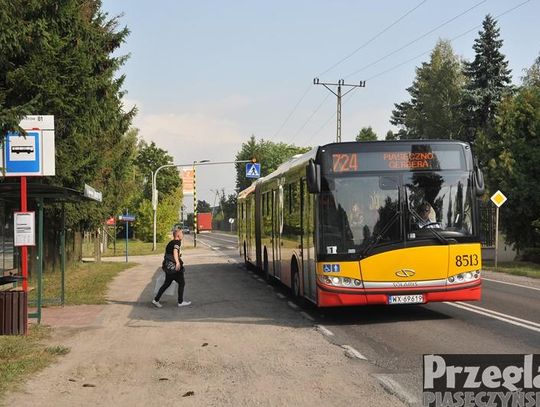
left=238, top=140, right=485, bottom=307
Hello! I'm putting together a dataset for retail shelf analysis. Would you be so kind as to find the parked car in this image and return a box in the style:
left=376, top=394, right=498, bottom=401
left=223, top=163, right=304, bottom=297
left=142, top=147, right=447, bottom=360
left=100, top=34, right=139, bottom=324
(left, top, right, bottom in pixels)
left=182, top=226, right=191, bottom=234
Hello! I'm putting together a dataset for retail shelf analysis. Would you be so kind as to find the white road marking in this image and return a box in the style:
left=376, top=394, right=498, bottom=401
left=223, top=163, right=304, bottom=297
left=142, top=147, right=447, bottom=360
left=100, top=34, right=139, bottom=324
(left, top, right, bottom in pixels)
left=483, top=277, right=540, bottom=292
left=341, top=345, right=367, bottom=360
left=198, top=234, right=237, bottom=245
left=287, top=301, right=299, bottom=310
left=444, top=302, right=540, bottom=333
left=195, top=239, right=214, bottom=249
left=300, top=311, right=315, bottom=321
left=276, top=293, right=286, bottom=299
left=226, top=246, right=237, bottom=250
left=255, top=277, right=264, bottom=282
left=373, top=374, right=419, bottom=406
left=315, top=325, right=334, bottom=337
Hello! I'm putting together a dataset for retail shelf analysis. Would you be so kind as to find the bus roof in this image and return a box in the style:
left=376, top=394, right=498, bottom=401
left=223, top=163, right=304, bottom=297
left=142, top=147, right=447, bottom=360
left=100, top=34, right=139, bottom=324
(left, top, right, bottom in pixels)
left=237, top=139, right=472, bottom=196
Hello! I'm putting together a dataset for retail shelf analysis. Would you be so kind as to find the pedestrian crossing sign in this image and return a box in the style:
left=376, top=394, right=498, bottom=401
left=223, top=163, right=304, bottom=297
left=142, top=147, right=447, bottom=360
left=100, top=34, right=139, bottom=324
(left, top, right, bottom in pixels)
left=246, top=163, right=261, bottom=179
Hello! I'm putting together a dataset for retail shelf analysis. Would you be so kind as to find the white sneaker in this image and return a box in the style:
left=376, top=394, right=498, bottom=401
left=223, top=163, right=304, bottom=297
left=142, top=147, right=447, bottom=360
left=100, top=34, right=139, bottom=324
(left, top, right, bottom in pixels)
left=178, top=301, right=192, bottom=307
left=152, top=300, right=162, bottom=308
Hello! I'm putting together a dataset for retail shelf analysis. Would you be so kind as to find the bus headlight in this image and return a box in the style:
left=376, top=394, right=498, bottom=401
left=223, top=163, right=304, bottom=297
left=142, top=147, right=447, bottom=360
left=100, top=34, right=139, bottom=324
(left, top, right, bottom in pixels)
left=318, top=275, right=363, bottom=288
left=447, top=271, right=481, bottom=284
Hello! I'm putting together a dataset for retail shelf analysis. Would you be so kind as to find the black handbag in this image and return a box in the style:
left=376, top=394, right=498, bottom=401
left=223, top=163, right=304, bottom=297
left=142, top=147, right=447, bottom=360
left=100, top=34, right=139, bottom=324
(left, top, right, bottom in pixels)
left=162, top=254, right=184, bottom=275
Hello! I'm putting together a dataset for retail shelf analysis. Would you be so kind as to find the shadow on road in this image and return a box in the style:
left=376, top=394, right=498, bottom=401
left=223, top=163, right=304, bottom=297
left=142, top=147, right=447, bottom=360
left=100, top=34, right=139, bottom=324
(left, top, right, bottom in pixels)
left=121, top=258, right=452, bottom=330
left=124, top=261, right=311, bottom=328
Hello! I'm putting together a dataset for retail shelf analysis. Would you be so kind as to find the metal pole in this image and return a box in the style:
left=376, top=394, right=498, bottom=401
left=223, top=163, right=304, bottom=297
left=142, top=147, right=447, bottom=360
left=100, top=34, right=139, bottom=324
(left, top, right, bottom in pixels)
left=152, top=171, right=157, bottom=251
left=494, top=206, right=499, bottom=270
left=336, top=83, right=342, bottom=143
left=193, top=163, right=197, bottom=248
left=20, top=176, right=28, bottom=291
left=313, top=78, right=366, bottom=143
left=125, top=220, right=129, bottom=263
left=37, top=199, right=43, bottom=324
left=61, top=203, right=65, bottom=306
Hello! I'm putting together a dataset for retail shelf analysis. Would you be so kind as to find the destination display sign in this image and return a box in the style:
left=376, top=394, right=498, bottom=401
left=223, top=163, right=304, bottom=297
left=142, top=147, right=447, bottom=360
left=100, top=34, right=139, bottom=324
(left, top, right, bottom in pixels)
left=328, top=146, right=464, bottom=173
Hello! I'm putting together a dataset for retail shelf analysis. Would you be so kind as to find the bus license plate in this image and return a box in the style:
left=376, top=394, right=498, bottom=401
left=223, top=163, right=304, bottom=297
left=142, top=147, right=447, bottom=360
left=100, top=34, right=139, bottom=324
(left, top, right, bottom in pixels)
left=388, top=294, right=424, bottom=305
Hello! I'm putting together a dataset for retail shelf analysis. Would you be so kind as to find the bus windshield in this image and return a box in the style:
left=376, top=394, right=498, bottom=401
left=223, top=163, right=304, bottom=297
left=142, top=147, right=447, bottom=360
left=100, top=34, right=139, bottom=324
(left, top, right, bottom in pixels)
left=319, top=171, right=474, bottom=256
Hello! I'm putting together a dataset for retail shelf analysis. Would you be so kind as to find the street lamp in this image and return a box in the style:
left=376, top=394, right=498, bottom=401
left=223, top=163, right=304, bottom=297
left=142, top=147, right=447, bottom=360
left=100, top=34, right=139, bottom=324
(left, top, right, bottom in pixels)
left=151, top=159, right=253, bottom=251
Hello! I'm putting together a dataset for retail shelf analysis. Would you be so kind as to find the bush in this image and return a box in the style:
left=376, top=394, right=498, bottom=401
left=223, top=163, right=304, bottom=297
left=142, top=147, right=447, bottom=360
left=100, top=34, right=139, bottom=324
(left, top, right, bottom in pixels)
left=521, top=247, right=540, bottom=264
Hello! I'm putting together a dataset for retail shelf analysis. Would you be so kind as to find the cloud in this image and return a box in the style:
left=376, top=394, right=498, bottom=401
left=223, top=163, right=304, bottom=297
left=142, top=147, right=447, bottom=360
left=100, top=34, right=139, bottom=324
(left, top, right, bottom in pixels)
left=133, top=110, right=249, bottom=207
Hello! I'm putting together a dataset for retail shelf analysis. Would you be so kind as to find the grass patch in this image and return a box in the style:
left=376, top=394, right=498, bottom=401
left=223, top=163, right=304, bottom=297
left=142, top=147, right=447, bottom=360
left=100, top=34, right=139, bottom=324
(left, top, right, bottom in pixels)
left=30, top=261, right=136, bottom=305
left=483, top=260, right=540, bottom=279
left=82, top=239, right=169, bottom=257
left=0, top=325, right=67, bottom=399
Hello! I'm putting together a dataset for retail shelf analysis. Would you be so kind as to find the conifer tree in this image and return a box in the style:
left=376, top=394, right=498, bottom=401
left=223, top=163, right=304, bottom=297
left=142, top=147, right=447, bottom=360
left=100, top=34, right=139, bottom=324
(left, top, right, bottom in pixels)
left=390, top=40, right=465, bottom=140
left=462, top=14, right=512, bottom=142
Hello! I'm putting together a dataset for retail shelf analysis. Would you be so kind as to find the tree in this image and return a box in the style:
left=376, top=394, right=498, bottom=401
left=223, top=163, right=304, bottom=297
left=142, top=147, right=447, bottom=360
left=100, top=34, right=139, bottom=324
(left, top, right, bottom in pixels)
left=135, top=187, right=182, bottom=242
left=385, top=130, right=398, bottom=141
left=489, top=82, right=540, bottom=251
left=135, top=140, right=182, bottom=202
left=355, top=126, right=377, bottom=141
left=0, top=0, right=137, bottom=229
left=522, top=53, right=540, bottom=88
left=390, top=40, right=465, bottom=140
left=196, top=200, right=211, bottom=213
left=462, top=14, right=512, bottom=143
left=235, top=135, right=310, bottom=191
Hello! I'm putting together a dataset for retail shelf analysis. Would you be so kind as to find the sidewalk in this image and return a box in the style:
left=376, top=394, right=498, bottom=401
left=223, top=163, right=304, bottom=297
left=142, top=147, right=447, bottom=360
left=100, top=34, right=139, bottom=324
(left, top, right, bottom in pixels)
left=4, top=247, right=401, bottom=407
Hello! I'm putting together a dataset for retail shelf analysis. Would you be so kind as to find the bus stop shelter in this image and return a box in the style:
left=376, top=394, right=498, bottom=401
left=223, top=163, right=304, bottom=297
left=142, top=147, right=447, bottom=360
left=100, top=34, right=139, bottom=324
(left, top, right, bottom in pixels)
left=0, top=182, right=97, bottom=330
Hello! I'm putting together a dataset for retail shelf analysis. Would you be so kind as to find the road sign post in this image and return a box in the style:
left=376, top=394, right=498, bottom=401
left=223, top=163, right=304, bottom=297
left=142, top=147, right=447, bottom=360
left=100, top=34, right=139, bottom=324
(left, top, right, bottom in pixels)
left=118, top=214, right=135, bottom=263
left=490, top=190, right=508, bottom=269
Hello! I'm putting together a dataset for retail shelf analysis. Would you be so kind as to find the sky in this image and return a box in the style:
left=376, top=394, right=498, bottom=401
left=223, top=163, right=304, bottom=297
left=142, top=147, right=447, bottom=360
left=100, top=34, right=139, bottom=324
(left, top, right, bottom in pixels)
left=101, top=0, right=540, bottom=210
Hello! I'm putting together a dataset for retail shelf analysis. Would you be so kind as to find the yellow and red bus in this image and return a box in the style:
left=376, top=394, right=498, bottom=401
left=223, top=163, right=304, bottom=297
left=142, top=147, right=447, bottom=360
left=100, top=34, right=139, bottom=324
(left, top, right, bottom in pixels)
left=238, top=140, right=485, bottom=307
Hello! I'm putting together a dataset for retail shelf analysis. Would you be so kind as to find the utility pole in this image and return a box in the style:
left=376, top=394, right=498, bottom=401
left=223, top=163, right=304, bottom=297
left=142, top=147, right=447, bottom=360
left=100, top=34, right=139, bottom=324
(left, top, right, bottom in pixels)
left=313, top=78, right=366, bottom=143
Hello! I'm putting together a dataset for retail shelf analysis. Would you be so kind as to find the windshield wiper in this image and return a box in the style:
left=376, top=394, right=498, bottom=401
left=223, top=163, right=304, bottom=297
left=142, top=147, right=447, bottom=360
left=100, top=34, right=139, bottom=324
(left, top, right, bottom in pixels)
left=360, top=211, right=400, bottom=258
left=409, top=208, right=452, bottom=245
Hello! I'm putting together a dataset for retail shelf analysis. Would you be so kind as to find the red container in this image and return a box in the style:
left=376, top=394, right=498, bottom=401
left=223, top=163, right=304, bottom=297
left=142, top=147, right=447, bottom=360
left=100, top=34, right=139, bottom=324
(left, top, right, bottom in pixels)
left=197, top=213, right=213, bottom=232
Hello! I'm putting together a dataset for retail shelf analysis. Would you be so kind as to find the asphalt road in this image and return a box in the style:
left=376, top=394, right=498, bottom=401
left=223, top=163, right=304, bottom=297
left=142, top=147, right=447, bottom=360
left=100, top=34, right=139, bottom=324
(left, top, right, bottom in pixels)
left=188, top=231, right=540, bottom=405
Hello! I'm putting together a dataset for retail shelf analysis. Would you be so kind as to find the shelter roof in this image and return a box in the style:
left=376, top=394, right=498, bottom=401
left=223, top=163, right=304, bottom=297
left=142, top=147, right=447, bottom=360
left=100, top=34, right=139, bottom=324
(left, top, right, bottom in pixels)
left=0, top=182, right=96, bottom=203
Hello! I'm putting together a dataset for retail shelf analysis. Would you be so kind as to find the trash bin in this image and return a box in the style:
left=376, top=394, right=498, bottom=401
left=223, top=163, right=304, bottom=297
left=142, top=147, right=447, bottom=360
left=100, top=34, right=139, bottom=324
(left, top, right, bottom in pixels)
left=0, top=277, right=28, bottom=335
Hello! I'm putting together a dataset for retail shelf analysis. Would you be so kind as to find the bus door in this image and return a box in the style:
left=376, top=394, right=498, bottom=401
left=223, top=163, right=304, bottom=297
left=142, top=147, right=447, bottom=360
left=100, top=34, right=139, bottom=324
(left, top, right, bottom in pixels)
left=301, top=179, right=316, bottom=301
left=272, top=188, right=282, bottom=280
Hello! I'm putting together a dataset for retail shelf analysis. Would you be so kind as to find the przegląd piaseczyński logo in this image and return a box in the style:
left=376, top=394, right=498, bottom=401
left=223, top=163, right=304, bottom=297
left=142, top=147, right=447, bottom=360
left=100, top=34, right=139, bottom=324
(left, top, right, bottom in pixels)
left=423, top=354, right=540, bottom=407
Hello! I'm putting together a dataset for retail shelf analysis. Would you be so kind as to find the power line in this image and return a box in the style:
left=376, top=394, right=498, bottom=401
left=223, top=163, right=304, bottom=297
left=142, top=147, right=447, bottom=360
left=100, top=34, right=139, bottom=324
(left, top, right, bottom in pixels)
left=293, top=93, right=331, bottom=140
left=269, top=0, right=428, bottom=142
left=288, top=0, right=484, bottom=144
left=317, top=0, right=428, bottom=77
left=344, top=0, right=487, bottom=79
left=271, top=83, right=312, bottom=139
left=312, top=0, right=533, bottom=142
left=366, top=0, right=533, bottom=82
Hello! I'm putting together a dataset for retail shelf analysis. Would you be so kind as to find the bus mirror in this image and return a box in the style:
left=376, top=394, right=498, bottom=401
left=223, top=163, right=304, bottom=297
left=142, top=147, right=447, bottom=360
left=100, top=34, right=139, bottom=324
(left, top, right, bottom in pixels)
left=306, top=160, right=321, bottom=193
left=474, top=167, right=485, bottom=196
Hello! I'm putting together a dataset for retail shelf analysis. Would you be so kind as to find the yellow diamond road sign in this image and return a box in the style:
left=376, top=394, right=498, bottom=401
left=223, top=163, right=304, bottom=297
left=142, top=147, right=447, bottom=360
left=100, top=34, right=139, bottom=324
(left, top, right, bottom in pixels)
left=490, top=190, right=507, bottom=207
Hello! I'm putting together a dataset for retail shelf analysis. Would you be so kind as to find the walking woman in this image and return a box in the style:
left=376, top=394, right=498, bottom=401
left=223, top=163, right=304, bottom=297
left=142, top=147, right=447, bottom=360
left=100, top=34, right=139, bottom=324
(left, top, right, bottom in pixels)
left=152, top=229, right=191, bottom=308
